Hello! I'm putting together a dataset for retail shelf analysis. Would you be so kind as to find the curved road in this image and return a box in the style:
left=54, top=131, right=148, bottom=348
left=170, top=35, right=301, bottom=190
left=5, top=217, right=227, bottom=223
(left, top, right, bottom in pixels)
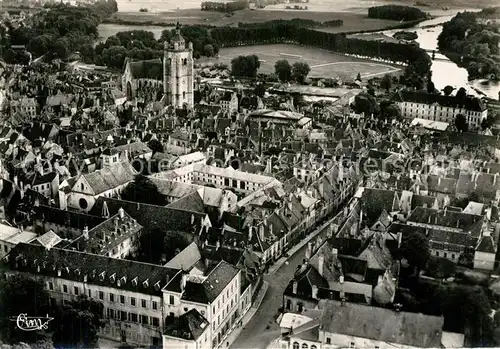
left=230, top=243, right=310, bottom=349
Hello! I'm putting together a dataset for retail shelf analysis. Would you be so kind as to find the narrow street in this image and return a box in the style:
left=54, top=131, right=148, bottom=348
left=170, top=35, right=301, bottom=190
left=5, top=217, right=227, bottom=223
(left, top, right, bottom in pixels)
left=230, top=240, right=310, bottom=349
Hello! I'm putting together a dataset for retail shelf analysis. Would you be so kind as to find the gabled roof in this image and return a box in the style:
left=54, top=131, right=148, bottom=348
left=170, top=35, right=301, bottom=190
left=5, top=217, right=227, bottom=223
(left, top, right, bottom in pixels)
left=320, top=300, right=444, bottom=348
left=476, top=234, right=496, bottom=254
left=77, top=161, right=136, bottom=195
left=395, top=91, right=486, bottom=112
left=127, top=58, right=163, bottom=80
left=5, top=243, right=179, bottom=296
left=163, top=309, right=209, bottom=341
left=181, top=260, right=240, bottom=304
left=165, top=242, right=202, bottom=271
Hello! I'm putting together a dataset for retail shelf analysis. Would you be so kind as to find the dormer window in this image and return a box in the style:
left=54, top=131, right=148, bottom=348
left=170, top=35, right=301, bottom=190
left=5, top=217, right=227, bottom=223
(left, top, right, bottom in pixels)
left=75, top=268, right=80, bottom=276
left=154, top=281, right=161, bottom=291
left=120, top=276, right=127, bottom=285
left=110, top=273, right=116, bottom=283
left=83, top=275, right=88, bottom=283
left=143, top=279, right=149, bottom=288
left=99, top=271, right=106, bottom=281
left=57, top=269, right=61, bottom=277
left=131, top=277, right=138, bottom=287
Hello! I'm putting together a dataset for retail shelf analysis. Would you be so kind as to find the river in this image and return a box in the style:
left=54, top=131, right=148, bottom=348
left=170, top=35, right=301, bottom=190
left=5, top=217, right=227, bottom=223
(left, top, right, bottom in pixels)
left=382, top=14, right=500, bottom=99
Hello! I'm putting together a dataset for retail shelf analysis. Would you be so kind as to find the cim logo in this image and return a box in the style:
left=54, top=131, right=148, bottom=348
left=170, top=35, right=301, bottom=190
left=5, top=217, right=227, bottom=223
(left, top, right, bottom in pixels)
left=9, top=314, right=54, bottom=331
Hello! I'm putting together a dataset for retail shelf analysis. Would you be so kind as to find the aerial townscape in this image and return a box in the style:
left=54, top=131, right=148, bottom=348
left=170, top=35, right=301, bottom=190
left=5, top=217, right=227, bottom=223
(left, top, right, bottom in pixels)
left=0, top=0, right=500, bottom=348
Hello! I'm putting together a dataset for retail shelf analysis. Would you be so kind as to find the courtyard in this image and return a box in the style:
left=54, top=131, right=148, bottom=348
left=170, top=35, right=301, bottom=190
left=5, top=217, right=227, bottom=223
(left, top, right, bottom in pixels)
left=206, top=44, right=402, bottom=80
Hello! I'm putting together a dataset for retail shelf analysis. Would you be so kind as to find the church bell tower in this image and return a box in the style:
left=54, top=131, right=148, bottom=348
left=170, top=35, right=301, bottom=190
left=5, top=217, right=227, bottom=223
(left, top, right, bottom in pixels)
left=163, top=23, right=194, bottom=108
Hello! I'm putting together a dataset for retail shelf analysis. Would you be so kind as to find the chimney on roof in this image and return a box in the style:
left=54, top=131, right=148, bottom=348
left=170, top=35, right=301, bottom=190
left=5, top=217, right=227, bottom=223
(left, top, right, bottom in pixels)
left=259, top=224, right=265, bottom=242
left=438, top=177, right=442, bottom=186
left=181, top=273, right=188, bottom=292
left=312, top=285, right=318, bottom=299
left=118, top=207, right=124, bottom=219
left=305, top=242, right=312, bottom=260
left=318, top=255, right=324, bottom=276
left=83, top=225, right=89, bottom=240
left=292, top=280, right=298, bottom=294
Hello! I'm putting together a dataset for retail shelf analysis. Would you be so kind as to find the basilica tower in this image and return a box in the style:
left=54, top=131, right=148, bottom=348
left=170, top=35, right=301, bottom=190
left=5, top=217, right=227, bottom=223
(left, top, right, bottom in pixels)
left=163, top=23, right=194, bottom=108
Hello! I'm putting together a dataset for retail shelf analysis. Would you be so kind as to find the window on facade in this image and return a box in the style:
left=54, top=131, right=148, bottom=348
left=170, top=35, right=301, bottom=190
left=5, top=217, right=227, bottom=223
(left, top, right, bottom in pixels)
left=121, top=311, right=127, bottom=321
left=311, top=346, right=317, bottom=349
left=444, top=252, right=447, bottom=258
left=152, top=317, right=159, bottom=327
left=88, top=289, right=91, bottom=297
left=120, top=295, right=125, bottom=304
left=240, top=181, right=246, bottom=190
left=326, top=338, right=331, bottom=344
left=109, top=293, right=115, bottom=302
left=232, top=179, right=237, bottom=188
left=141, top=315, right=149, bottom=325
left=129, top=313, right=138, bottom=323
left=108, top=309, right=115, bottom=319
left=301, top=344, right=308, bottom=349
left=63, top=284, right=68, bottom=293
left=349, top=342, right=355, bottom=349
left=48, top=282, right=54, bottom=290
left=99, top=291, right=104, bottom=300
left=183, top=92, right=186, bottom=99
left=152, top=301, right=158, bottom=310
left=141, top=299, right=147, bottom=308
left=293, top=342, right=299, bottom=349
left=131, top=297, right=136, bottom=306
left=74, top=286, right=79, bottom=295
left=169, top=295, right=174, bottom=305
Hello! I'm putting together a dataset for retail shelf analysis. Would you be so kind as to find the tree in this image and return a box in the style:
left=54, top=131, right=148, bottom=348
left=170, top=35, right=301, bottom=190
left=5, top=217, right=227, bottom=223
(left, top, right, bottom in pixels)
left=147, top=139, right=163, bottom=154
left=427, top=80, right=435, bottom=94
left=0, top=274, right=51, bottom=344
left=455, top=113, right=469, bottom=132
left=53, top=38, right=69, bottom=59
left=121, top=174, right=165, bottom=205
left=397, top=232, right=430, bottom=274
left=380, top=74, right=392, bottom=92
left=52, top=295, right=105, bottom=349
left=356, top=72, right=362, bottom=81
left=292, top=61, right=311, bottom=84
left=381, top=103, right=402, bottom=120
left=481, top=114, right=496, bottom=129
left=274, top=59, right=292, bottom=82
left=353, top=92, right=379, bottom=115
left=231, top=55, right=260, bottom=78
left=456, top=87, right=467, bottom=100
left=443, top=85, right=454, bottom=96
left=203, top=43, right=214, bottom=57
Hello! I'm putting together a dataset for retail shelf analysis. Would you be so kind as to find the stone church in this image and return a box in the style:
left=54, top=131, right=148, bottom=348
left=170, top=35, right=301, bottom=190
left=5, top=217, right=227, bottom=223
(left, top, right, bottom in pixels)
left=121, top=24, right=194, bottom=108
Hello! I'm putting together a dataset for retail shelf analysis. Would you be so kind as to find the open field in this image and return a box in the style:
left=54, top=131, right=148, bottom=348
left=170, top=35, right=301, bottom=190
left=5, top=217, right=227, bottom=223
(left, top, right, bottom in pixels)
left=106, top=9, right=400, bottom=30
left=199, top=44, right=402, bottom=79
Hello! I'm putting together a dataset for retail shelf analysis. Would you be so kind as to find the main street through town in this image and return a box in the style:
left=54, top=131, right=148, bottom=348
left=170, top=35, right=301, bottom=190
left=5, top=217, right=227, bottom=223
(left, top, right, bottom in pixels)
left=230, top=241, right=310, bottom=349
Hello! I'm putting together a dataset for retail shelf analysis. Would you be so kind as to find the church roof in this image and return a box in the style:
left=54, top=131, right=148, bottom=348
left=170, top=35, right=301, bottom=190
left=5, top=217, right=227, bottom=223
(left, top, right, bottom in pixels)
left=129, top=58, right=163, bottom=80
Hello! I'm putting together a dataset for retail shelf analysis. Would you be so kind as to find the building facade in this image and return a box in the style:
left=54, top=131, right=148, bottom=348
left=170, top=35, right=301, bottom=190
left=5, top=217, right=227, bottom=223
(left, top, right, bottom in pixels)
left=395, top=91, right=487, bottom=129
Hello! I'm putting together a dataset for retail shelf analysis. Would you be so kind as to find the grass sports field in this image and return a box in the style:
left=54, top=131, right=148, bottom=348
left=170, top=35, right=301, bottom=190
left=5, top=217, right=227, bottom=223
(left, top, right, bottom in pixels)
left=210, top=44, right=402, bottom=79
